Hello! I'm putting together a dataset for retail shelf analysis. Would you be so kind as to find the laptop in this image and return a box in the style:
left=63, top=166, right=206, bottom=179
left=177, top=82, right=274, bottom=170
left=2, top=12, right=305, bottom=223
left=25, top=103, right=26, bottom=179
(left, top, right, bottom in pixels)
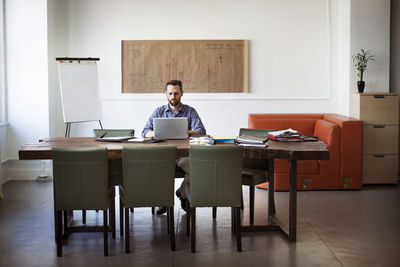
left=153, top=117, right=188, bottom=139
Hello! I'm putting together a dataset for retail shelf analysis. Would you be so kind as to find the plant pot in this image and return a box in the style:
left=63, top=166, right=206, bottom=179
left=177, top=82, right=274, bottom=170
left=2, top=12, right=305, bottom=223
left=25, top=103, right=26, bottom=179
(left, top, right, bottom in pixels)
left=357, top=81, right=365, bottom=93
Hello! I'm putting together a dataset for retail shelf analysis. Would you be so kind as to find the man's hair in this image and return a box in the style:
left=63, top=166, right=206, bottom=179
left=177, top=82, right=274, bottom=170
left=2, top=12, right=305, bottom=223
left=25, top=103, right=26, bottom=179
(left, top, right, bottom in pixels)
left=165, top=80, right=182, bottom=91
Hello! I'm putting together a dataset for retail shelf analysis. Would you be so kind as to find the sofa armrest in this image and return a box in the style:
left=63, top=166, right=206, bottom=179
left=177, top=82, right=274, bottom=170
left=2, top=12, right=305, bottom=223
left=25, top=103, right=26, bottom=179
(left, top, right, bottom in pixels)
left=323, top=114, right=363, bottom=189
left=314, top=119, right=341, bottom=184
left=314, top=119, right=340, bottom=148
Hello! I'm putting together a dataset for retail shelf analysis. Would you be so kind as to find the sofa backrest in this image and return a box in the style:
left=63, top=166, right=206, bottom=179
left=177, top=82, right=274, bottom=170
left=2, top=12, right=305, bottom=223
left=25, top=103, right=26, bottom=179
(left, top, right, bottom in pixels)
left=248, top=114, right=324, bottom=136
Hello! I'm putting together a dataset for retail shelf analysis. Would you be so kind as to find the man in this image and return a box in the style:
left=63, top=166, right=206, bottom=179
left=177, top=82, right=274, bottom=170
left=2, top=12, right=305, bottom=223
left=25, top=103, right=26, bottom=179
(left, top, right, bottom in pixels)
left=142, top=80, right=206, bottom=214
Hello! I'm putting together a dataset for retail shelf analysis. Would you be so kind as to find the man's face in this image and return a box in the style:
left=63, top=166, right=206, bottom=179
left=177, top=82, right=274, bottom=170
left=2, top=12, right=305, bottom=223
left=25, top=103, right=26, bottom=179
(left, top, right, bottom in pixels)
left=165, top=85, right=183, bottom=107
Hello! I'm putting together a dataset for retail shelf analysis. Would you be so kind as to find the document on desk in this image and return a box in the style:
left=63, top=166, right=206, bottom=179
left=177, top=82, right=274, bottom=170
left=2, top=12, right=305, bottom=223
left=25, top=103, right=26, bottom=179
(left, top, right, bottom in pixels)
left=126, top=137, right=165, bottom=143
left=95, top=136, right=133, bottom=142
left=238, top=142, right=268, bottom=148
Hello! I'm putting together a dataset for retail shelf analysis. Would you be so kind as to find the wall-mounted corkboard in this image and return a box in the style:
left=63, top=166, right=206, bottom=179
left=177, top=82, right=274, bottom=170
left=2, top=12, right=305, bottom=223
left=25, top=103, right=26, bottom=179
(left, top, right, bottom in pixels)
left=121, top=40, right=248, bottom=93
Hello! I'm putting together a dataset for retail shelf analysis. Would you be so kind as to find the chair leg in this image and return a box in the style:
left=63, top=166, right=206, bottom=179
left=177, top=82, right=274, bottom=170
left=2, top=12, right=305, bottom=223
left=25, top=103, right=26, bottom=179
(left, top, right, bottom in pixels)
left=151, top=207, right=155, bottom=215
left=110, top=194, right=116, bottom=239
left=63, top=210, right=68, bottom=239
left=56, top=211, right=63, bottom=257
left=191, top=207, right=196, bottom=253
left=241, top=187, right=244, bottom=210
left=186, top=199, right=190, bottom=236
left=103, top=210, right=109, bottom=256
left=119, top=198, right=123, bottom=237
left=236, top=207, right=242, bottom=252
left=231, top=207, right=236, bottom=234
left=212, top=207, right=217, bottom=220
left=108, top=187, right=116, bottom=239
left=82, top=210, right=86, bottom=224
left=125, top=207, right=130, bottom=253
left=168, top=206, right=176, bottom=251
left=167, top=208, right=170, bottom=234
left=249, top=185, right=255, bottom=225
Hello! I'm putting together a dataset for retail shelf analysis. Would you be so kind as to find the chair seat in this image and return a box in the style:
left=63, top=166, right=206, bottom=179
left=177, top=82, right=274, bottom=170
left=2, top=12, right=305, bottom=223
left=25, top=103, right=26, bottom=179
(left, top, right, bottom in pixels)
left=242, top=168, right=267, bottom=186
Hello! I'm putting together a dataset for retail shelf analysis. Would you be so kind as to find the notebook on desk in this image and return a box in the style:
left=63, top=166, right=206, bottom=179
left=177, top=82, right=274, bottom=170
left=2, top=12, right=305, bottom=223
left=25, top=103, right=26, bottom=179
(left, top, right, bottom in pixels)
left=153, top=117, right=188, bottom=139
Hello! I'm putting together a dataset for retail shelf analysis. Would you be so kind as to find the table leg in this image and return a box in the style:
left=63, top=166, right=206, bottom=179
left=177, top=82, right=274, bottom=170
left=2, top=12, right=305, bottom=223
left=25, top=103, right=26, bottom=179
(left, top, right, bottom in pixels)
left=289, top=160, right=297, bottom=242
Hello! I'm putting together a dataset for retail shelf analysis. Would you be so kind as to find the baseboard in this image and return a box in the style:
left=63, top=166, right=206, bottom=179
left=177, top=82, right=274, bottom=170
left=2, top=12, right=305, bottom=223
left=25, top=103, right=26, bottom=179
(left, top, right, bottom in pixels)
left=1, top=159, right=52, bottom=182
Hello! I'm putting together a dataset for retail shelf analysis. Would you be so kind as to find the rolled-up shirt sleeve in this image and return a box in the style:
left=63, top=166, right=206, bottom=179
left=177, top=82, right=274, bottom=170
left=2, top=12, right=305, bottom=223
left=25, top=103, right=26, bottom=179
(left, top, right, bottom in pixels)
left=189, top=109, right=206, bottom=135
left=142, top=109, right=159, bottom=137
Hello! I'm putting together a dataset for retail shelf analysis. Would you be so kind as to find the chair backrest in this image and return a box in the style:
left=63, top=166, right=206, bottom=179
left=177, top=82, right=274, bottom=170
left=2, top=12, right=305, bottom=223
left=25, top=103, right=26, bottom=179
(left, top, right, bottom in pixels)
left=239, top=128, right=270, bottom=170
left=52, top=147, right=108, bottom=211
left=189, top=146, right=243, bottom=207
left=122, top=146, right=176, bottom=207
left=93, top=129, right=135, bottom=137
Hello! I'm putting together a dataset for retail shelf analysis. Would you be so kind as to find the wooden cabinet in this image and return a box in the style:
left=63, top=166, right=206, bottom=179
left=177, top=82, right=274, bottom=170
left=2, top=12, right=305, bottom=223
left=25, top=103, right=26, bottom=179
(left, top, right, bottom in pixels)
left=351, top=93, right=399, bottom=184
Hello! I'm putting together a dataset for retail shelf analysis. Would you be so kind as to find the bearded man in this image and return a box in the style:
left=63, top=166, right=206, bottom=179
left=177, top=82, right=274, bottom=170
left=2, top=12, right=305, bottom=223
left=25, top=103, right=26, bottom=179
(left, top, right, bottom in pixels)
left=142, top=80, right=206, bottom=215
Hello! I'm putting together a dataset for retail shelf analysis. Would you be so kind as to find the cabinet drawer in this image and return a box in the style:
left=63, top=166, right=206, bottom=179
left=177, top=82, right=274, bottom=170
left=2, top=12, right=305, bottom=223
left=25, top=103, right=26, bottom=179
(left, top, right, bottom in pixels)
left=360, top=95, right=398, bottom=125
left=363, top=154, right=398, bottom=184
left=351, top=94, right=399, bottom=125
left=363, top=125, right=398, bottom=154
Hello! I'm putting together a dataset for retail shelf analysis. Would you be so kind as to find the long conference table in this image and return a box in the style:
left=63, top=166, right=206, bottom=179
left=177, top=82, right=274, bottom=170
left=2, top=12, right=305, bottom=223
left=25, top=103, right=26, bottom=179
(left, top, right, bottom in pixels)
left=18, top=137, right=329, bottom=242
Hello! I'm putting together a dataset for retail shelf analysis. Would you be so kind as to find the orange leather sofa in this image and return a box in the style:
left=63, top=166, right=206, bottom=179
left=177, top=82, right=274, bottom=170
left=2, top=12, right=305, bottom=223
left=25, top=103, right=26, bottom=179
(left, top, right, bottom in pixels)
left=248, top=114, right=363, bottom=190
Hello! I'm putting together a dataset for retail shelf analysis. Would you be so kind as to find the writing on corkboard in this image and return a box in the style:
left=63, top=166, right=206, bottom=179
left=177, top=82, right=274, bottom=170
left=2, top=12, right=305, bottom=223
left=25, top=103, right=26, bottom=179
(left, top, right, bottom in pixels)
left=121, top=40, right=248, bottom=93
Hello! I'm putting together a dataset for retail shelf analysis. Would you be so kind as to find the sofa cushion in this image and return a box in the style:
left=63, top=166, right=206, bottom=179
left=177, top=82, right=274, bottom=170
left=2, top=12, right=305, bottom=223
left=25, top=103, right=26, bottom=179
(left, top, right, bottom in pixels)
left=249, top=119, right=317, bottom=136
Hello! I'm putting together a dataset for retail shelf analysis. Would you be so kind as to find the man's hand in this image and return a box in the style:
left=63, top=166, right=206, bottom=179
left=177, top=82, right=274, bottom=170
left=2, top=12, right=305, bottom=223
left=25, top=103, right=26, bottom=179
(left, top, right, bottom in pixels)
left=145, top=130, right=155, bottom=138
left=188, top=130, right=201, bottom=136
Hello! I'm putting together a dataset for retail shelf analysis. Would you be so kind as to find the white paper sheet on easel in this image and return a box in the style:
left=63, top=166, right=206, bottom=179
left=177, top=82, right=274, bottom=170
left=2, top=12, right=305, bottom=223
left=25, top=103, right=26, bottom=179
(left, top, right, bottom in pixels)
left=58, top=61, right=103, bottom=123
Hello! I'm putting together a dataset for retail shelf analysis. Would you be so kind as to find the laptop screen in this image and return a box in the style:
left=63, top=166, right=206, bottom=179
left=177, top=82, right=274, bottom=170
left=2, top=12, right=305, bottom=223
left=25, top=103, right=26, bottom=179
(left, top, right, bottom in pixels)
left=153, top=117, right=188, bottom=139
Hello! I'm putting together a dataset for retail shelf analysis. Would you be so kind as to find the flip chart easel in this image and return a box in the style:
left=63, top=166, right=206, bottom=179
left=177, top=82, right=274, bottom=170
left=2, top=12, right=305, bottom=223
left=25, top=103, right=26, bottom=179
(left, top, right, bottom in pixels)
left=56, top=58, right=103, bottom=137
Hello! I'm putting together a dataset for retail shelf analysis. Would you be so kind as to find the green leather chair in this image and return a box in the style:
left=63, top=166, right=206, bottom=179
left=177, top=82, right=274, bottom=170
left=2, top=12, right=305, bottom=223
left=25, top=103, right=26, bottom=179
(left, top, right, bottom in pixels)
left=186, top=146, right=244, bottom=252
left=238, top=128, right=270, bottom=225
left=93, top=129, right=138, bottom=217
left=93, top=129, right=135, bottom=138
left=52, top=147, right=110, bottom=256
left=212, top=128, right=270, bottom=225
left=120, top=146, right=176, bottom=253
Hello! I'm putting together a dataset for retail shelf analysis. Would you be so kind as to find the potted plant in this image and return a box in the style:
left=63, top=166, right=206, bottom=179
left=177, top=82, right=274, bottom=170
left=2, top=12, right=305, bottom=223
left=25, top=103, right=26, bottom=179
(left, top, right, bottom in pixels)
left=352, top=49, right=375, bottom=93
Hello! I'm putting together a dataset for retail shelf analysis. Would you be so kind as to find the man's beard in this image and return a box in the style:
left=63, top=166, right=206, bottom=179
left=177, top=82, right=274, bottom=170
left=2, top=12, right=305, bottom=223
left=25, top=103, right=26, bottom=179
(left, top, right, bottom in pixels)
left=169, top=99, right=181, bottom=107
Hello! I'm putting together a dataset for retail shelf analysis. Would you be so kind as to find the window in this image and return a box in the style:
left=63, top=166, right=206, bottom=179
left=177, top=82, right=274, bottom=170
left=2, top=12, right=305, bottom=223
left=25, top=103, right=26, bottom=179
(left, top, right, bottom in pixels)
left=0, top=0, right=5, bottom=123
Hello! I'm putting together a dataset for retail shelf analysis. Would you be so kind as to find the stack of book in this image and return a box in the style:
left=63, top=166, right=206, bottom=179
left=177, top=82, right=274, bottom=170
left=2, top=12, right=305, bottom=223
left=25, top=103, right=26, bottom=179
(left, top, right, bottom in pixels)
left=268, top=128, right=302, bottom=141
left=236, top=134, right=268, bottom=147
left=212, top=136, right=237, bottom=144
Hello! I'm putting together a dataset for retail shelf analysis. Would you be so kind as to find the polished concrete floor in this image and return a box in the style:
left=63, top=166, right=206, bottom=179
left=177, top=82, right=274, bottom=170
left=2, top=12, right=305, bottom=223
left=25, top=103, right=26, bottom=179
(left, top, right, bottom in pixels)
left=0, top=178, right=399, bottom=267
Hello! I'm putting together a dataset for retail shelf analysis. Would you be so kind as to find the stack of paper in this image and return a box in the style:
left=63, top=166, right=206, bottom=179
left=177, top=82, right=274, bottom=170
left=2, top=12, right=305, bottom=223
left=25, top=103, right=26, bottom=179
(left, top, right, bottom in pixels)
left=95, top=136, right=133, bottom=142
left=189, top=136, right=215, bottom=145
left=126, top=137, right=154, bottom=143
left=268, top=128, right=302, bottom=141
left=236, top=134, right=268, bottom=147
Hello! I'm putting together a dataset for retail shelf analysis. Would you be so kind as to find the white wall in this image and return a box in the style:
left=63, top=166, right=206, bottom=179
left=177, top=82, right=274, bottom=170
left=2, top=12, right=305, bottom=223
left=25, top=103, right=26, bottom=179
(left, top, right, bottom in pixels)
left=5, top=0, right=49, bottom=160
left=331, top=0, right=350, bottom=115
left=47, top=0, right=344, bottom=138
left=350, top=0, right=391, bottom=92
left=47, top=0, right=68, bottom=138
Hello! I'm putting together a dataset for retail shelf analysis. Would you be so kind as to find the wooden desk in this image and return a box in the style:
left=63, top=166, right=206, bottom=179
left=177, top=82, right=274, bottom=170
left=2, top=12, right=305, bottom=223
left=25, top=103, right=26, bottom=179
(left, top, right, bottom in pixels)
left=19, top=137, right=329, bottom=242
